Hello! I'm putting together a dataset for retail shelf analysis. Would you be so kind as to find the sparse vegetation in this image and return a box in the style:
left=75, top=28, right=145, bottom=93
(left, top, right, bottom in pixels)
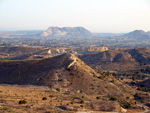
left=1, top=46, right=150, bottom=113
left=109, top=96, right=117, bottom=101
left=137, top=87, right=149, bottom=92
left=19, top=99, right=27, bottom=104
left=134, top=93, right=142, bottom=99
left=56, top=88, right=60, bottom=92
left=122, top=102, right=131, bottom=108
left=141, top=66, right=150, bottom=73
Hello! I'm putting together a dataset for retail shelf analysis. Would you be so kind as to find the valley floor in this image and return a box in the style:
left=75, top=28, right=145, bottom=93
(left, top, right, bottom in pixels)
left=0, top=85, right=149, bottom=113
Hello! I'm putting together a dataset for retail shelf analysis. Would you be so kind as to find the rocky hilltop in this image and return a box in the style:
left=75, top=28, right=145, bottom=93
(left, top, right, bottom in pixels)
left=41, top=27, right=92, bottom=38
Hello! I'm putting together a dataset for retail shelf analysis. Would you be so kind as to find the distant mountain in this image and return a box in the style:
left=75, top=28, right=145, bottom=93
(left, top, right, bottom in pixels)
left=0, top=30, right=44, bottom=37
left=93, top=33, right=124, bottom=37
left=41, top=27, right=92, bottom=38
left=122, top=30, right=150, bottom=40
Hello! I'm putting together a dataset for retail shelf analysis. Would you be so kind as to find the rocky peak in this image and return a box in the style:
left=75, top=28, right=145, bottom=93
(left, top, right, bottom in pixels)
left=41, top=26, right=92, bottom=38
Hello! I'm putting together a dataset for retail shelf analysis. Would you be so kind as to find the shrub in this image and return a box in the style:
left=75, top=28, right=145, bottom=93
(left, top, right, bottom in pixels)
left=71, top=101, right=74, bottom=104
left=56, top=88, right=60, bottom=92
left=59, top=79, right=64, bottom=81
left=81, top=96, right=84, bottom=98
left=80, top=105, right=84, bottom=107
left=49, top=84, right=53, bottom=88
left=123, top=103, right=131, bottom=108
left=111, top=80, right=115, bottom=83
left=96, top=96, right=101, bottom=99
left=42, top=97, right=47, bottom=100
left=19, top=99, right=27, bottom=104
left=80, top=100, right=84, bottom=104
left=126, top=97, right=130, bottom=99
left=109, top=96, right=117, bottom=101
left=134, top=93, right=142, bottom=99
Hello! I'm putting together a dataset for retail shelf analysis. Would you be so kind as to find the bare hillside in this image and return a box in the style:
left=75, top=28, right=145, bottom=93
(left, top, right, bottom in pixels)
left=0, top=53, right=133, bottom=97
left=79, top=48, right=150, bottom=71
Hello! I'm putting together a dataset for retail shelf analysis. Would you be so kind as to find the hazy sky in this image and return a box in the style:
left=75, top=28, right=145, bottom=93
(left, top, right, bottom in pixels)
left=0, top=0, right=150, bottom=32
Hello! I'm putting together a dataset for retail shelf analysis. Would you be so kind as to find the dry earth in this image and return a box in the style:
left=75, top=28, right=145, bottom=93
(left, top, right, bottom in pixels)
left=0, top=85, right=149, bottom=113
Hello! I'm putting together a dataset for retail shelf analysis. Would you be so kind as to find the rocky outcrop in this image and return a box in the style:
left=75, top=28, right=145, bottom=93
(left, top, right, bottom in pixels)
left=41, top=27, right=92, bottom=38
left=41, top=27, right=67, bottom=36
left=88, top=47, right=108, bottom=52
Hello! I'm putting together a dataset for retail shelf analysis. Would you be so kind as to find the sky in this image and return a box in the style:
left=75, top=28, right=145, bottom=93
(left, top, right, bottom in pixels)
left=0, top=0, right=150, bottom=33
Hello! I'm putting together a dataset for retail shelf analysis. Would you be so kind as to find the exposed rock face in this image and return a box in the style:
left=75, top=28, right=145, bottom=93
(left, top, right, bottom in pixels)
left=88, top=47, right=108, bottom=52
left=41, top=27, right=67, bottom=36
left=41, top=27, right=92, bottom=38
